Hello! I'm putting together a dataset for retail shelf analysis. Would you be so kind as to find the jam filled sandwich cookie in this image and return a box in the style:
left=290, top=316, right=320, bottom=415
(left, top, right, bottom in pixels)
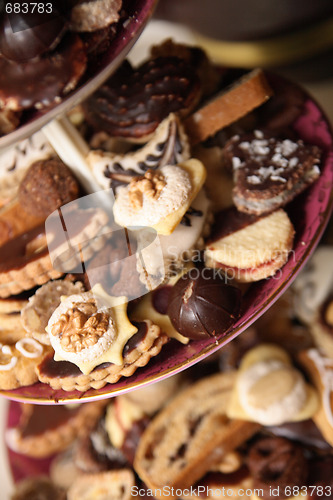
left=224, top=130, right=321, bottom=215
left=227, top=344, right=319, bottom=426
left=205, top=207, right=295, bottom=282
left=134, top=371, right=260, bottom=498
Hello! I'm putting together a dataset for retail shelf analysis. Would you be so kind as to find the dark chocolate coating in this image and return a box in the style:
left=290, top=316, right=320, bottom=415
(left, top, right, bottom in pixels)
left=0, top=9, right=66, bottom=63
left=82, top=56, right=200, bottom=139
left=167, top=269, right=241, bottom=340
left=0, top=33, right=87, bottom=110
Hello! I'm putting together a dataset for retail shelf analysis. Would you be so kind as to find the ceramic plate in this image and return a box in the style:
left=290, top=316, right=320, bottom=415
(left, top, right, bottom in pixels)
left=0, top=75, right=333, bottom=404
left=0, top=0, right=157, bottom=150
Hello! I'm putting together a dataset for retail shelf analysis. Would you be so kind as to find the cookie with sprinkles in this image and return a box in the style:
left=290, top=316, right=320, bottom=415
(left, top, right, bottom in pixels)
left=224, top=130, right=321, bottom=215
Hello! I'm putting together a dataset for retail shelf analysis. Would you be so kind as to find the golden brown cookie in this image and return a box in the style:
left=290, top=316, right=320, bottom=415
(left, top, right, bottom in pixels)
left=134, top=372, right=260, bottom=498
left=36, top=320, right=168, bottom=392
left=21, top=279, right=85, bottom=345
left=205, top=208, right=295, bottom=282
left=67, top=469, right=135, bottom=500
left=0, top=337, right=52, bottom=390
left=6, top=400, right=105, bottom=458
left=0, top=206, right=109, bottom=298
left=184, top=68, right=273, bottom=145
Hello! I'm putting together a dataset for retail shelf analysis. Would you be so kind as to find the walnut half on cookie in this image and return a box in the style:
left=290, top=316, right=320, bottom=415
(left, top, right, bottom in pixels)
left=48, top=285, right=138, bottom=375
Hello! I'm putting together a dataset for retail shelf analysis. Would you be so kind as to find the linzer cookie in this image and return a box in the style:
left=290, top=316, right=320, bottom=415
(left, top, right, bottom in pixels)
left=6, top=400, right=105, bottom=458
left=134, top=372, right=260, bottom=497
left=205, top=207, right=295, bottom=282
left=224, top=130, right=321, bottom=215
left=37, top=319, right=168, bottom=392
left=299, top=349, right=333, bottom=447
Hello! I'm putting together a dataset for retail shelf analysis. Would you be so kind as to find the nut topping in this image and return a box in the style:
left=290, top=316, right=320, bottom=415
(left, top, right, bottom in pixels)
left=129, top=170, right=166, bottom=209
left=50, top=299, right=109, bottom=353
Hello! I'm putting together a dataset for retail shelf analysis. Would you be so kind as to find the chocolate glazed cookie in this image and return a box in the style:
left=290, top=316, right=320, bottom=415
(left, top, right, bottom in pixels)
left=82, top=57, right=201, bottom=140
left=247, top=436, right=308, bottom=499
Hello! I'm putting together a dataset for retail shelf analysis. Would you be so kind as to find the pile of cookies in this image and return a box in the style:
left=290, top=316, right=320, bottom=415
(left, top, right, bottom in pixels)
left=0, top=39, right=326, bottom=394
left=7, top=291, right=333, bottom=499
left=0, top=0, right=126, bottom=135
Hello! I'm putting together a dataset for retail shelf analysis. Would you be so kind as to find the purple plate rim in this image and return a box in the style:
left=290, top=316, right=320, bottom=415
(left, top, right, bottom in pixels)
left=0, top=0, right=158, bottom=150
left=1, top=76, right=333, bottom=404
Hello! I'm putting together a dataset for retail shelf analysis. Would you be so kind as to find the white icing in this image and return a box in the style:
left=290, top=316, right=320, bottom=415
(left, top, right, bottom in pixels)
left=48, top=291, right=116, bottom=366
left=16, top=338, right=43, bottom=358
left=113, top=165, right=192, bottom=227
left=238, top=360, right=307, bottom=425
left=0, top=344, right=17, bottom=371
left=307, top=349, right=333, bottom=427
